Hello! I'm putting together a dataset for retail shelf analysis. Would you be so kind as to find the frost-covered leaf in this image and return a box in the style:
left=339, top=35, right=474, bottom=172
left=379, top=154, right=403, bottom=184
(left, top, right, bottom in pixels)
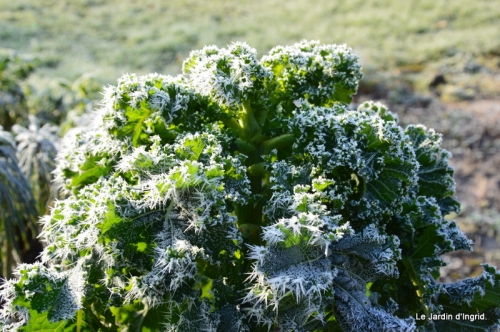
left=328, top=225, right=415, bottom=332
left=262, top=40, right=362, bottom=107
left=16, top=308, right=89, bottom=332
left=287, top=103, right=418, bottom=225
left=406, top=125, right=459, bottom=215
left=428, top=265, right=500, bottom=332
left=372, top=196, right=472, bottom=320
left=0, top=262, right=85, bottom=330
left=0, top=126, right=38, bottom=277
left=183, top=42, right=271, bottom=113
left=12, top=115, right=58, bottom=215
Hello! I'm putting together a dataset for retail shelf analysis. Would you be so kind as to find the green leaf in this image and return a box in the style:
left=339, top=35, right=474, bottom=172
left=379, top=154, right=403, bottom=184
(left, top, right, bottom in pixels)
left=102, top=210, right=164, bottom=270
left=432, top=265, right=500, bottom=331
left=175, top=135, right=205, bottom=160
left=17, top=302, right=92, bottom=332
left=121, top=103, right=152, bottom=147
left=406, top=125, right=458, bottom=215
left=112, top=301, right=147, bottom=332
left=98, top=201, right=122, bottom=235
left=331, top=84, right=353, bottom=104
left=70, top=164, right=111, bottom=188
left=329, top=226, right=415, bottom=331
left=262, top=133, right=295, bottom=155
left=262, top=41, right=362, bottom=109
left=356, top=127, right=417, bottom=220
left=111, top=301, right=166, bottom=332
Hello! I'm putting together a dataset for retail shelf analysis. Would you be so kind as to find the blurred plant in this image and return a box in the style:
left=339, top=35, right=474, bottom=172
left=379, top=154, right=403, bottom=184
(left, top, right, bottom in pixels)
left=0, top=49, right=99, bottom=281
left=12, top=115, right=59, bottom=215
left=25, top=73, right=102, bottom=131
left=0, top=126, right=38, bottom=279
left=1, top=47, right=100, bottom=133
left=0, top=49, right=38, bottom=130
left=57, top=73, right=102, bottom=135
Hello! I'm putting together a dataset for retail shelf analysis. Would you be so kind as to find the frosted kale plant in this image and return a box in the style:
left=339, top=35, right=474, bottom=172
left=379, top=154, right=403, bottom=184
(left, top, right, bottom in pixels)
left=1, top=41, right=499, bottom=331
left=0, top=126, right=38, bottom=279
left=12, top=115, right=59, bottom=215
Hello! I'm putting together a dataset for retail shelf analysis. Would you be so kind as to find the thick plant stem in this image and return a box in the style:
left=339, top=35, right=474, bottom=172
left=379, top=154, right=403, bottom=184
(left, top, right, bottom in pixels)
left=221, top=118, right=244, bottom=139
left=237, top=146, right=264, bottom=246
left=262, top=133, right=295, bottom=155
left=248, top=162, right=267, bottom=177
left=235, top=101, right=265, bottom=246
left=77, top=309, right=83, bottom=332
left=241, top=101, right=260, bottom=140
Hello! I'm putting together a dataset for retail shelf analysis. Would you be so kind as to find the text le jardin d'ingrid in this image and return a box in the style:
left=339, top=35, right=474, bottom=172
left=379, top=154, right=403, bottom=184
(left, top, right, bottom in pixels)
left=415, top=313, right=486, bottom=322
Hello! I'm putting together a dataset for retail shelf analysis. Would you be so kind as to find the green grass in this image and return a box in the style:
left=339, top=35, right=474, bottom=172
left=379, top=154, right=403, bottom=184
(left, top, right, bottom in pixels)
left=1, top=0, right=499, bottom=84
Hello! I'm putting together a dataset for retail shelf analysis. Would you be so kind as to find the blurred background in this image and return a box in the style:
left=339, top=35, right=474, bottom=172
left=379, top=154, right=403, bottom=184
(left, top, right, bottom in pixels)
left=0, top=0, right=499, bottom=281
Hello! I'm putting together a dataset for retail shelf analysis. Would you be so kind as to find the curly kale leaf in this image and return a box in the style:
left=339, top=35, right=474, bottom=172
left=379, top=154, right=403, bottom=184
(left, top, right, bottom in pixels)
left=371, top=124, right=477, bottom=327
left=329, top=225, right=416, bottom=332
left=406, top=124, right=460, bottom=216
left=286, top=101, right=418, bottom=226
left=262, top=40, right=362, bottom=107
left=424, top=265, right=500, bottom=332
left=0, top=127, right=39, bottom=278
left=0, top=262, right=86, bottom=330
left=246, top=181, right=413, bottom=330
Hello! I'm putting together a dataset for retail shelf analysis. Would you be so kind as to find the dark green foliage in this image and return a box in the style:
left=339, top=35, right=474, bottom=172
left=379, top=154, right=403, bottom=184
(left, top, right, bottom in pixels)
left=0, top=127, right=38, bottom=278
